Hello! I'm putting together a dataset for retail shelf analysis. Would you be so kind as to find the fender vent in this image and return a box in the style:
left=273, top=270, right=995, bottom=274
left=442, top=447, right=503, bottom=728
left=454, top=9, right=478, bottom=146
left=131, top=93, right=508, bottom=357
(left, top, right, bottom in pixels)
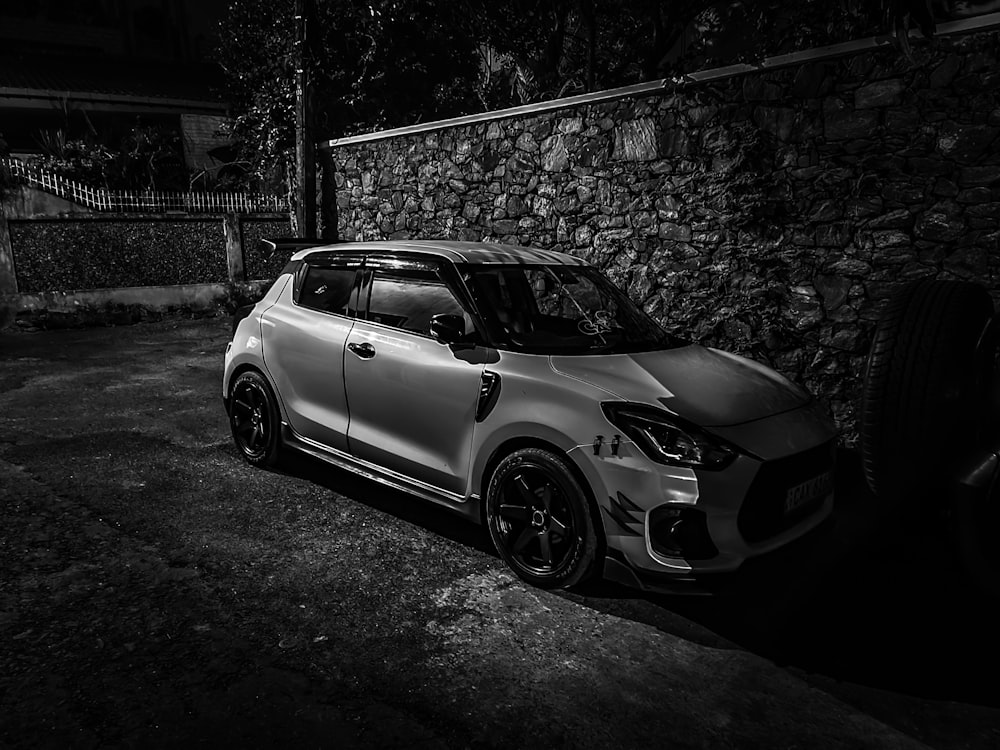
left=476, top=370, right=501, bottom=422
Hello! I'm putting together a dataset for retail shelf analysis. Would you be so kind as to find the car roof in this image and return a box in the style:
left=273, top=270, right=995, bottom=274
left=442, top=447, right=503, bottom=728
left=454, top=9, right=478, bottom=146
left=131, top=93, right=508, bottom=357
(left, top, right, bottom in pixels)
left=290, top=240, right=589, bottom=266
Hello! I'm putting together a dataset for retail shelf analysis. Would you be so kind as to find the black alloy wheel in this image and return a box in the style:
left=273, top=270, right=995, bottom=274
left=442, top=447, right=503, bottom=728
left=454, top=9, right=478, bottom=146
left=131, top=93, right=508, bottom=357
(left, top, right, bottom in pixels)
left=486, top=448, right=598, bottom=589
left=229, top=370, right=281, bottom=467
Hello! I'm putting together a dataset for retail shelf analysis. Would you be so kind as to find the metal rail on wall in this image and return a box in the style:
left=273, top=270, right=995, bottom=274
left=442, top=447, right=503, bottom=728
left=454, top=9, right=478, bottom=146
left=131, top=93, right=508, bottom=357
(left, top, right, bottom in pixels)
left=1, top=158, right=288, bottom=214
left=321, top=11, right=1000, bottom=150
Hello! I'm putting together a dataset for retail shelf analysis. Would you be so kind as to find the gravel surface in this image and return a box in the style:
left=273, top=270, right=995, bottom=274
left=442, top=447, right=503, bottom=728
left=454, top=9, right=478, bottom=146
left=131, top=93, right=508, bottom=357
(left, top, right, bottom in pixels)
left=1, top=317, right=998, bottom=749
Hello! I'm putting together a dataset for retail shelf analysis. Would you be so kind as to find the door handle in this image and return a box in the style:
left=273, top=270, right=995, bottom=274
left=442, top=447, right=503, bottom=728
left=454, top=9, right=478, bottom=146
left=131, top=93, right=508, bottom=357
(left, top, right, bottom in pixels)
left=347, top=341, right=376, bottom=359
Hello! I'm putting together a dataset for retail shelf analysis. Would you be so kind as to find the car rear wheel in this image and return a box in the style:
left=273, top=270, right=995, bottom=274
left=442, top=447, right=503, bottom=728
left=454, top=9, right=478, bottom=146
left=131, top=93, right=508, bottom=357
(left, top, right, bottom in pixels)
left=229, top=370, right=281, bottom=467
left=486, top=448, right=598, bottom=589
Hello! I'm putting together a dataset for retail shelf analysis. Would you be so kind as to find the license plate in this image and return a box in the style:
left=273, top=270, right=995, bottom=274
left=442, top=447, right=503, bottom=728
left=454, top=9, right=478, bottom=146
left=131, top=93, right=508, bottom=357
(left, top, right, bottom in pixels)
left=785, top=472, right=833, bottom=514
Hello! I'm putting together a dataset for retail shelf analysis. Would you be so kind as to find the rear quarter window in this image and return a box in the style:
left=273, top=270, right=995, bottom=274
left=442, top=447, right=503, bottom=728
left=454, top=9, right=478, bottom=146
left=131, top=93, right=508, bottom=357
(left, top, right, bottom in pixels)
left=297, top=266, right=357, bottom=316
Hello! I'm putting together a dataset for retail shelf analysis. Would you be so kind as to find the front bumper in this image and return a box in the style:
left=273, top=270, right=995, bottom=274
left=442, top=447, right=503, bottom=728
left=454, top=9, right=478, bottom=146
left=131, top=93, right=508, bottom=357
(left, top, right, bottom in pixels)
left=572, top=405, right=837, bottom=586
left=601, top=513, right=836, bottom=596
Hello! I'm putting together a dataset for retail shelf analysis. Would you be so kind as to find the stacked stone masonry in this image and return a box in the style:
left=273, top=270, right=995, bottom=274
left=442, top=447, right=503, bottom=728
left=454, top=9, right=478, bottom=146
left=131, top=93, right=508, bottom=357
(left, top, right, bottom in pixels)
left=327, top=31, right=1000, bottom=444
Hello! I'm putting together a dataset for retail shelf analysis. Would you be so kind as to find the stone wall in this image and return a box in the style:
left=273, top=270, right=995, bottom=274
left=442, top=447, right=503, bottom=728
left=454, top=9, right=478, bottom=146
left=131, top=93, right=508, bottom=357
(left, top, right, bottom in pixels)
left=326, top=29, right=1000, bottom=444
left=1, top=194, right=291, bottom=327
left=9, top=218, right=229, bottom=292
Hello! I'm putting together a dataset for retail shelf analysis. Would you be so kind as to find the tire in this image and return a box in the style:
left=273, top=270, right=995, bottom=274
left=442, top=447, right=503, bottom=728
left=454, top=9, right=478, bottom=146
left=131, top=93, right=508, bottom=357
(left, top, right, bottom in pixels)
left=860, top=279, right=993, bottom=511
left=228, top=370, right=282, bottom=468
left=485, top=448, right=599, bottom=589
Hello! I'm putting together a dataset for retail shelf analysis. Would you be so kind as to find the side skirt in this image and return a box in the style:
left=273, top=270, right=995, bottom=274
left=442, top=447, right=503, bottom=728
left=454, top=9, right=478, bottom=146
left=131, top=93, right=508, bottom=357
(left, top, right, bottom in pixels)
left=280, top=424, right=482, bottom=523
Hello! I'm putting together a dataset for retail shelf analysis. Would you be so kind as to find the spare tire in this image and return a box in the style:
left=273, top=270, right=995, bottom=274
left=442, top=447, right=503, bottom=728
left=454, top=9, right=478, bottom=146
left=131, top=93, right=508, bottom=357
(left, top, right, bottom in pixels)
left=860, top=279, right=994, bottom=513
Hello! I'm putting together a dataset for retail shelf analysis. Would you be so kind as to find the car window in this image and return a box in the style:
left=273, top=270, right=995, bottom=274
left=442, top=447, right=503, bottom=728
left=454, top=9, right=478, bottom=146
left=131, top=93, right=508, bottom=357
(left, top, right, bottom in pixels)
left=465, top=264, right=678, bottom=354
left=365, top=266, right=467, bottom=336
left=297, top=265, right=357, bottom=316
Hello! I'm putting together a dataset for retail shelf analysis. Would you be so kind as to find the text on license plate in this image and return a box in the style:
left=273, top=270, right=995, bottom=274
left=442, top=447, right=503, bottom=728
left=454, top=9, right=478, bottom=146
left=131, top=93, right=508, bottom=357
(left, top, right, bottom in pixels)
left=785, top=472, right=833, bottom=514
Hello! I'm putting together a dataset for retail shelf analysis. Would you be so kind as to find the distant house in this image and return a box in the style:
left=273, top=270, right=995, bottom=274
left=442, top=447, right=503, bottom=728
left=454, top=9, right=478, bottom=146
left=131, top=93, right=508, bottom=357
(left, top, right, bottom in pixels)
left=0, top=0, right=232, bottom=178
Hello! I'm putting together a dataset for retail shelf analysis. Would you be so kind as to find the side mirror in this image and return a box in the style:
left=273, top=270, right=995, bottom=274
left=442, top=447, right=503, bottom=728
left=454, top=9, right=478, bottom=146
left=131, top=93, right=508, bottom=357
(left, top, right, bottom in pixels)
left=430, top=313, right=466, bottom=344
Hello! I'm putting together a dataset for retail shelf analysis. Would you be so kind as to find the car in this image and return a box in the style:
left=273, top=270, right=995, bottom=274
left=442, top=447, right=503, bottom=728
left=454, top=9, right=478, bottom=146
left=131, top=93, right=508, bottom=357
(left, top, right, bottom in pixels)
left=223, top=240, right=837, bottom=592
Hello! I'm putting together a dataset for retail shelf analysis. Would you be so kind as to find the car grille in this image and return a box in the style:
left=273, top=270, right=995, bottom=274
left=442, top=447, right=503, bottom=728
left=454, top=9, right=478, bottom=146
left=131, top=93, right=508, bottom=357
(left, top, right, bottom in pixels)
left=737, top=441, right=835, bottom=544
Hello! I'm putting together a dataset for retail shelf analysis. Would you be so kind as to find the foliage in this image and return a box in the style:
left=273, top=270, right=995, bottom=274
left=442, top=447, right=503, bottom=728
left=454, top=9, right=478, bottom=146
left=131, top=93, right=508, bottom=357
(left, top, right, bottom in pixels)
left=30, top=125, right=188, bottom=192
left=30, top=130, right=116, bottom=187
left=118, top=125, right=188, bottom=192
left=462, top=0, right=948, bottom=106
left=461, top=0, right=710, bottom=105
left=216, top=0, right=482, bottom=185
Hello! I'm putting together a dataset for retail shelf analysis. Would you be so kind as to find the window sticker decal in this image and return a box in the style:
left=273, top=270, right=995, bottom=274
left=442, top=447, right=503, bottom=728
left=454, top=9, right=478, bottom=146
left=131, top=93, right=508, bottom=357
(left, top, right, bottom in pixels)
left=578, top=310, right=614, bottom=335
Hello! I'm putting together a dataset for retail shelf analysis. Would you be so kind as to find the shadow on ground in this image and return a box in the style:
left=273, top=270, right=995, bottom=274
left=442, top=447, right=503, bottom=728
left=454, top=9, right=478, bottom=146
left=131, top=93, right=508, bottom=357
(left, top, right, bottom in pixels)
left=587, top=449, right=999, bottom=708
left=284, top=446, right=999, bottom=710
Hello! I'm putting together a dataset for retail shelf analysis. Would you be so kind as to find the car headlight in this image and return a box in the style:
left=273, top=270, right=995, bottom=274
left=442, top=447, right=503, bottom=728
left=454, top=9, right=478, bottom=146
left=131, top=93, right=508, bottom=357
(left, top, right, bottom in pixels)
left=601, top=402, right=736, bottom=469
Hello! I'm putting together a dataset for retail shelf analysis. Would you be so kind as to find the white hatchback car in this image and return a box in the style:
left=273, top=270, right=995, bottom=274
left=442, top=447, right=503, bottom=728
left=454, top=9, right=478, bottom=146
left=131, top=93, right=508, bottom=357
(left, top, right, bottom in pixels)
left=224, top=241, right=837, bottom=591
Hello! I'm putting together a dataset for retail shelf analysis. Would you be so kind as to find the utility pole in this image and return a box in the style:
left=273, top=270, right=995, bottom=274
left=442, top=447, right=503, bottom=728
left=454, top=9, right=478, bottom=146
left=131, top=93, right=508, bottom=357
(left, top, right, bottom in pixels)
left=294, top=0, right=316, bottom=238
left=583, top=0, right=595, bottom=92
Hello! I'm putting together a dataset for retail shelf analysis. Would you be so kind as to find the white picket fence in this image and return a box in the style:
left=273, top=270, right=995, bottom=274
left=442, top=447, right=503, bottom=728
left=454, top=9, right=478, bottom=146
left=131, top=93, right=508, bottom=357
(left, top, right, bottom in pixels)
left=2, top=158, right=287, bottom=214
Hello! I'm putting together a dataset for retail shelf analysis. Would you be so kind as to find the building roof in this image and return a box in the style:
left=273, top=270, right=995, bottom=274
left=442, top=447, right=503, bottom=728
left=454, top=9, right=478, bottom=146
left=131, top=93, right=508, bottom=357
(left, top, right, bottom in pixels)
left=0, top=54, right=225, bottom=112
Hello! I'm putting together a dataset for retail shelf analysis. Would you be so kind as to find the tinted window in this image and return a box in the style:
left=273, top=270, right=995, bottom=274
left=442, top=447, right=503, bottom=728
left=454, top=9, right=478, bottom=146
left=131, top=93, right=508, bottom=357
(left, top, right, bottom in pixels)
left=464, top=264, right=679, bottom=354
left=298, top=265, right=357, bottom=316
left=366, top=266, right=466, bottom=335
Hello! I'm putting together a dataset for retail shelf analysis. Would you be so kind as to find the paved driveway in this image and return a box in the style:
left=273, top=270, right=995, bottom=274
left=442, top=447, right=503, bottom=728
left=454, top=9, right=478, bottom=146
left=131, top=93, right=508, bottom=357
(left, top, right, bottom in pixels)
left=1, top=318, right=998, bottom=748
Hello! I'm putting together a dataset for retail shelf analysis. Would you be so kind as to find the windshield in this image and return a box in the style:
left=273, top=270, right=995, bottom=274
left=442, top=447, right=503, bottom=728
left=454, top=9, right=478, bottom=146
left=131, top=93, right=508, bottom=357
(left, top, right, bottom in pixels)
left=461, top=263, right=681, bottom=355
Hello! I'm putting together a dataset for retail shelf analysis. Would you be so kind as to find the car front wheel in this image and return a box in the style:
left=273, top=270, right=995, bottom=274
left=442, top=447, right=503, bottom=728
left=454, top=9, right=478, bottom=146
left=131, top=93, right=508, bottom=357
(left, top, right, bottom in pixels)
left=228, top=370, right=281, bottom=467
left=486, top=448, right=599, bottom=589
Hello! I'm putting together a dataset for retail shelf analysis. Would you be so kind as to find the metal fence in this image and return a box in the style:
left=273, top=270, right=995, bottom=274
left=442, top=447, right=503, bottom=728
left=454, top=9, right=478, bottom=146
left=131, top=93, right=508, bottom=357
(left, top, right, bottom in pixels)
left=2, top=157, right=288, bottom=214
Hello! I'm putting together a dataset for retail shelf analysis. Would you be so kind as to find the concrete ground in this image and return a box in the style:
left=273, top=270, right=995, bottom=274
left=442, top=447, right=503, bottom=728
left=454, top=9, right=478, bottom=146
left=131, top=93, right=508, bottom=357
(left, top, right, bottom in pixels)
left=1, top=316, right=998, bottom=749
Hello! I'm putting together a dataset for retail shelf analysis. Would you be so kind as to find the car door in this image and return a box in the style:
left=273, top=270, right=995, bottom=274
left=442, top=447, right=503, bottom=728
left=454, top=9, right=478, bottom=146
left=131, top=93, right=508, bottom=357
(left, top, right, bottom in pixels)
left=261, top=254, right=363, bottom=452
left=343, top=257, right=484, bottom=495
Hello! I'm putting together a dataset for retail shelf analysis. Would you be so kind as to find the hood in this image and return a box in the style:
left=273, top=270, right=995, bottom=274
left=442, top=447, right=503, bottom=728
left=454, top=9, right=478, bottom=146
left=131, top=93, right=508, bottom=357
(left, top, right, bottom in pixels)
left=550, top=345, right=811, bottom=427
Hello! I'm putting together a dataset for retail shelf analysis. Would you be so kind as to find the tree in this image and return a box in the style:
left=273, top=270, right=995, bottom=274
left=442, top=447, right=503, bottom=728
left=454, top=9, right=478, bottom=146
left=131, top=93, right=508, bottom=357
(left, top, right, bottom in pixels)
left=463, top=0, right=944, bottom=107
left=216, top=0, right=481, bottom=189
